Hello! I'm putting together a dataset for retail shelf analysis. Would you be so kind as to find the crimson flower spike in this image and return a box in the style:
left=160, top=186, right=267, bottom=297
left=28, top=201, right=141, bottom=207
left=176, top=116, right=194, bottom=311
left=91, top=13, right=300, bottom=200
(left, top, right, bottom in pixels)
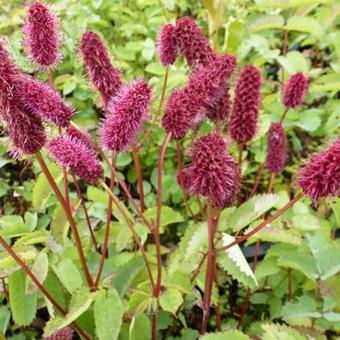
left=283, top=72, right=309, bottom=109
left=23, top=1, right=61, bottom=68
left=157, top=23, right=178, bottom=66
left=298, top=138, right=340, bottom=204
left=181, top=133, right=240, bottom=209
left=80, top=31, right=122, bottom=105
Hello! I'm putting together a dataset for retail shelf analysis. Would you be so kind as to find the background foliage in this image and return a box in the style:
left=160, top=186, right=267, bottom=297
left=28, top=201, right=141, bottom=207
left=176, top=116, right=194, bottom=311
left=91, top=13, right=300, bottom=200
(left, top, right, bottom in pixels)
left=0, top=0, right=339, bottom=339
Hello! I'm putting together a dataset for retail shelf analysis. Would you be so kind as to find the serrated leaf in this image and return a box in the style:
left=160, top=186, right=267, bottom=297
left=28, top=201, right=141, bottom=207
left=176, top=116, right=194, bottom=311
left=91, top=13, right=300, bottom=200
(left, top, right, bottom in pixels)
left=32, top=163, right=62, bottom=210
left=282, top=295, right=321, bottom=326
left=94, top=289, right=123, bottom=340
left=15, top=230, right=49, bottom=246
left=53, top=258, right=83, bottom=294
left=220, top=234, right=257, bottom=288
left=50, top=204, right=70, bottom=245
left=44, top=288, right=97, bottom=337
left=285, top=16, right=323, bottom=36
left=8, top=270, right=37, bottom=326
left=277, top=51, right=309, bottom=74
left=0, top=306, right=10, bottom=335
left=226, top=194, right=281, bottom=232
left=261, top=323, right=307, bottom=340
left=26, top=252, right=48, bottom=294
left=129, top=313, right=151, bottom=340
left=159, top=288, right=183, bottom=315
left=24, top=212, right=37, bottom=230
left=184, top=222, right=207, bottom=261
left=0, top=215, right=27, bottom=237
left=144, top=206, right=184, bottom=228
left=249, top=15, right=284, bottom=32
left=201, top=330, right=249, bottom=340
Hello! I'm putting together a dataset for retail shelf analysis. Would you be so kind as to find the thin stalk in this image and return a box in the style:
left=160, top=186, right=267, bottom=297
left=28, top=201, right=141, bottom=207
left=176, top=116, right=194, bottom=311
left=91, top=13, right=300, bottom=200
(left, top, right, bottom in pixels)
left=237, top=142, right=244, bottom=206
left=99, top=180, right=155, bottom=292
left=35, top=152, right=94, bottom=289
left=176, top=141, right=196, bottom=221
left=152, top=132, right=172, bottom=340
left=249, top=163, right=264, bottom=198
left=200, top=201, right=217, bottom=334
left=95, top=155, right=116, bottom=288
left=218, top=192, right=304, bottom=252
left=71, top=173, right=98, bottom=252
left=280, top=107, right=289, bottom=123
left=131, top=146, right=145, bottom=212
left=137, top=67, right=169, bottom=151
left=0, top=237, right=90, bottom=339
left=267, top=173, right=275, bottom=193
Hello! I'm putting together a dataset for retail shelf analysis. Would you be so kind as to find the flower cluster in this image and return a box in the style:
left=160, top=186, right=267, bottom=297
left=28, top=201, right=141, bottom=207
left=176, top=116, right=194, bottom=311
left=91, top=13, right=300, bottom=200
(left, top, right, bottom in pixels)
left=46, top=327, right=73, bottom=340
left=283, top=72, right=308, bottom=109
left=23, top=1, right=61, bottom=67
left=157, top=24, right=178, bottom=66
left=298, top=139, right=339, bottom=203
left=100, top=80, right=152, bottom=152
left=80, top=31, right=122, bottom=105
left=48, top=135, right=103, bottom=184
left=181, top=133, right=239, bottom=208
left=162, top=54, right=237, bottom=139
left=66, top=127, right=96, bottom=155
left=229, top=64, right=261, bottom=143
left=265, top=123, right=287, bottom=174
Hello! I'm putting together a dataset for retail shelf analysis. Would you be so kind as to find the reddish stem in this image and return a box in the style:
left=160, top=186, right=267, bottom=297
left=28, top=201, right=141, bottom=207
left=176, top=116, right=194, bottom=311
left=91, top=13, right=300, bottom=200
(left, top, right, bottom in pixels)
left=35, top=152, right=94, bottom=289
left=71, top=173, right=98, bottom=252
left=131, top=146, right=145, bottom=212
left=218, top=192, right=304, bottom=252
left=249, top=164, right=264, bottom=198
left=176, top=142, right=197, bottom=221
left=95, top=155, right=116, bottom=288
left=200, top=201, right=217, bottom=334
left=0, top=237, right=90, bottom=339
left=267, top=173, right=275, bottom=193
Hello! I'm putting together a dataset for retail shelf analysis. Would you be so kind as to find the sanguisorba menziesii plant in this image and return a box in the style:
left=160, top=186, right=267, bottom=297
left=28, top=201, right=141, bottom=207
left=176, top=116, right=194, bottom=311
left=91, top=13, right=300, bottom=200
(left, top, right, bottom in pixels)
left=0, top=1, right=339, bottom=339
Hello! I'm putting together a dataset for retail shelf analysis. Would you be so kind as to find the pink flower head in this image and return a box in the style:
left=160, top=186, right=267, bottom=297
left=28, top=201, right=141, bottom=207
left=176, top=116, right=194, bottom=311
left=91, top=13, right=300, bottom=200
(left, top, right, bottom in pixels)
left=229, top=64, right=261, bottom=143
left=204, top=81, right=231, bottom=122
left=175, top=16, right=215, bottom=67
left=157, top=23, right=178, bottom=66
left=4, top=106, right=46, bottom=157
left=23, top=1, right=61, bottom=67
left=66, top=127, right=95, bottom=155
left=46, top=327, right=73, bottom=340
left=80, top=31, right=122, bottom=105
left=14, top=76, right=73, bottom=127
left=48, top=135, right=103, bottom=184
left=182, top=133, right=240, bottom=209
left=283, top=72, right=309, bottom=109
left=298, top=139, right=340, bottom=204
left=100, top=80, right=152, bottom=152
left=162, top=54, right=237, bottom=139
left=0, top=42, right=19, bottom=116
left=265, top=122, right=287, bottom=174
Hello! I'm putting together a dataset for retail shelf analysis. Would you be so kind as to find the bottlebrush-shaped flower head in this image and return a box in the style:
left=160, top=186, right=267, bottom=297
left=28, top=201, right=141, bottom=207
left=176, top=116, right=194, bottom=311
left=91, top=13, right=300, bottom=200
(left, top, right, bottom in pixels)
left=46, top=327, right=73, bottom=340
left=100, top=80, right=152, bottom=152
left=157, top=23, right=178, bottom=66
left=229, top=64, right=261, bottom=143
left=175, top=16, right=215, bottom=67
left=162, top=54, right=237, bottom=139
left=204, top=81, right=231, bottom=122
left=14, top=76, right=73, bottom=127
left=0, top=42, right=19, bottom=116
left=3, top=106, right=46, bottom=157
left=66, top=127, right=95, bottom=155
left=265, top=122, right=287, bottom=174
left=80, top=31, right=122, bottom=105
left=283, top=72, right=309, bottom=109
left=48, top=135, right=103, bottom=184
left=23, top=1, right=61, bottom=67
left=181, top=133, right=240, bottom=208
left=298, top=139, right=340, bottom=204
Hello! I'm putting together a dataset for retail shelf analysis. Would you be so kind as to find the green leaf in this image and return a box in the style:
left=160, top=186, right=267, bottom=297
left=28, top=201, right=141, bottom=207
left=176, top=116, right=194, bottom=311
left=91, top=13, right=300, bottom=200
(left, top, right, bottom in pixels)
left=285, top=16, right=323, bottom=37
left=50, top=204, right=70, bottom=245
left=277, top=51, right=309, bottom=74
left=247, top=226, right=302, bottom=245
left=201, top=330, right=250, bottom=340
left=53, top=258, right=83, bottom=294
left=8, top=270, right=37, bottom=326
left=255, top=0, right=331, bottom=9
left=24, top=212, right=37, bottom=230
left=159, top=288, right=183, bottom=315
left=219, top=234, right=257, bottom=289
left=129, top=313, right=151, bottom=340
left=249, top=15, right=284, bottom=32
left=15, top=230, right=49, bottom=246
left=94, top=289, right=123, bottom=340
left=0, top=215, right=27, bottom=237
left=184, top=222, right=207, bottom=261
left=0, top=306, right=10, bottom=335
left=26, top=252, right=48, bottom=294
left=144, top=206, right=184, bottom=228
left=44, top=288, right=97, bottom=337
left=282, top=295, right=321, bottom=326
left=226, top=194, right=281, bottom=232
left=261, top=323, right=307, bottom=340
left=32, top=163, right=62, bottom=211
left=297, top=111, right=321, bottom=132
